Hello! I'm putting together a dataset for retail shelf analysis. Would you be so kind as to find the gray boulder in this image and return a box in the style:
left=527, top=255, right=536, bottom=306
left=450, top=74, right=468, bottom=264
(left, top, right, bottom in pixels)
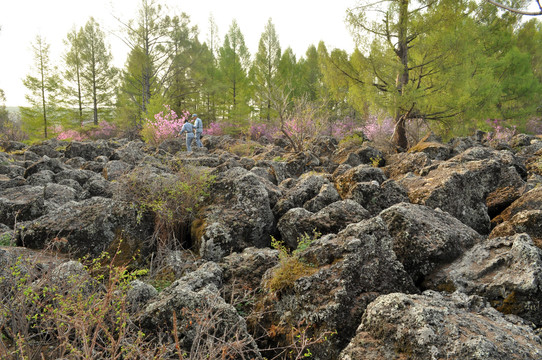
left=339, top=291, right=542, bottom=360
left=490, top=210, right=542, bottom=248
left=64, top=140, right=115, bottom=160
left=273, top=173, right=332, bottom=218
left=380, top=202, right=481, bottom=285
left=0, top=185, right=45, bottom=226
left=15, top=197, right=153, bottom=259
left=259, top=217, right=418, bottom=359
left=277, top=200, right=371, bottom=249
left=424, top=233, right=542, bottom=327
left=303, top=183, right=341, bottom=213
left=139, top=262, right=262, bottom=359
left=344, top=179, right=409, bottom=216
left=24, top=156, right=68, bottom=178
left=192, top=167, right=275, bottom=261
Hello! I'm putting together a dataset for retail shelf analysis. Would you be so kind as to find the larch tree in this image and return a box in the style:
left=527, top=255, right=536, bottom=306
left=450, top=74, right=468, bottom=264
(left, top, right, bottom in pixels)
left=62, top=27, right=85, bottom=126
left=253, top=18, right=281, bottom=121
left=78, top=17, right=118, bottom=125
left=20, top=35, right=62, bottom=139
left=218, top=19, right=251, bottom=121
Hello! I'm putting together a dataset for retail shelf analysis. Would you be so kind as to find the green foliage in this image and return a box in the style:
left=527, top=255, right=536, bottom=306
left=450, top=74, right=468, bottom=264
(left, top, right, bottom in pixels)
left=116, top=163, right=215, bottom=249
left=338, top=133, right=364, bottom=149
left=0, top=249, right=165, bottom=359
left=0, top=233, right=14, bottom=247
left=266, top=231, right=320, bottom=293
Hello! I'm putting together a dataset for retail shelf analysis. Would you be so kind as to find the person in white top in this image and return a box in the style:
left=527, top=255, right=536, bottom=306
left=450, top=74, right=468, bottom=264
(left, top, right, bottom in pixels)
left=192, top=114, right=203, bottom=148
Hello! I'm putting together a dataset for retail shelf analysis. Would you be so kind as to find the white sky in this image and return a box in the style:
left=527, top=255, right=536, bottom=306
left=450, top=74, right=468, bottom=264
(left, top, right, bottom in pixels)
left=0, top=0, right=357, bottom=107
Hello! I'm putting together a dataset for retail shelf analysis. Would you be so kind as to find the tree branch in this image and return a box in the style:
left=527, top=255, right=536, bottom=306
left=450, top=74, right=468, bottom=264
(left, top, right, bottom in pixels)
left=485, top=0, right=542, bottom=15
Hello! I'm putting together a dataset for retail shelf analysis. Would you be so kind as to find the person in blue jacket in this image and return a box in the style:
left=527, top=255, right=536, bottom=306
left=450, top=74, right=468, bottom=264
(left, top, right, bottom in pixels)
left=192, top=114, right=203, bottom=148
left=178, top=119, right=195, bottom=152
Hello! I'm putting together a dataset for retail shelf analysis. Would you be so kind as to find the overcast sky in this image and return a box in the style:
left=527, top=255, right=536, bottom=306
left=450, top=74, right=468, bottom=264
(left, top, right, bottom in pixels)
left=0, top=0, right=357, bottom=107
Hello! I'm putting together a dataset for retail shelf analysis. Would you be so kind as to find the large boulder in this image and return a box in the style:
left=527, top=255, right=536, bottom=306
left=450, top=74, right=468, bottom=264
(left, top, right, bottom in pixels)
left=15, top=197, right=153, bottom=259
left=191, top=167, right=275, bottom=261
left=397, top=146, right=528, bottom=234
left=343, top=179, right=409, bottom=216
left=334, top=164, right=387, bottom=198
left=23, top=156, right=68, bottom=178
left=380, top=202, right=481, bottom=285
left=339, top=291, right=542, bottom=360
left=490, top=210, right=542, bottom=248
left=273, top=173, right=332, bottom=218
left=423, top=233, right=542, bottom=327
left=492, top=187, right=542, bottom=227
left=138, top=262, right=262, bottom=359
left=258, top=217, right=418, bottom=359
left=277, top=200, right=371, bottom=248
left=0, top=186, right=45, bottom=226
left=64, top=140, right=115, bottom=160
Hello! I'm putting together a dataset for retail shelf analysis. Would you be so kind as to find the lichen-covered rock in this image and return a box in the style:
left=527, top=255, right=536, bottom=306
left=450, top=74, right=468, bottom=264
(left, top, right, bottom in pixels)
left=383, top=152, right=432, bottom=180
left=220, top=247, right=279, bottom=304
left=277, top=200, right=371, bottom=248
left=15, top=197, right=153, bottom=259
left=192, top=167, right=275, bottom=261
left=273, top=173, right=332, bottom=218
left=423, top=233, right=542, bottom=327
left=408, top=140, right=453, bottom=160
left=138, top=262, right=262, bottom=359
left=398, top=158, right=502, bottom=234
left=126, top=280, right=158, bottom=313
left=102, top=160, right=133, bottom=180
left=23, top=156, right=68, bottom=178
left=492, top=187, right=542, bottom=227
left=110, top=140, right=148, bottom=165
left=339, top=291, right=542, bottom=360
left=64, top=140, right=116, bottom=160
left=303, top=183, right=341, bottom=213
left=0, top=185, right=45, bottom=226
left=259, top=217, right=418, bottom=359
left=380, top=202, right=481, bottom=285
left=334, top=164, right=387, bottom=198
left=490, top=210, right=542, bottom=248
left=344, top=179, right=409, bottom=216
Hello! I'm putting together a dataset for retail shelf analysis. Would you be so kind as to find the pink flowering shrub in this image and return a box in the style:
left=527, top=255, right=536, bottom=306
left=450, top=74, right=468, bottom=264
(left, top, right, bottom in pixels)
left=526, top=117, right=542, bottom=135
left=89, top=120, right=117, bottom=139
left=484, top=119, right=517, bottom=143
left=361, top=115, right=394, bottom=141
left=249, top=122, right=280, bottom=141
left=204, top=122, right=227, bottom=136
left=57, top=128, right=88, bottom=141
left=331, top=117, right=364, bottom=139
left=141, top=105, right=189, bottom=146
left=55, top=120, right=117, bottom=141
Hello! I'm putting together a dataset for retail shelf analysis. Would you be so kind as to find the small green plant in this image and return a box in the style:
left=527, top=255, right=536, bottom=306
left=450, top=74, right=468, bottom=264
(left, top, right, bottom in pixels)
left=273, top=155, right=286, bottom=162
left=0, top=233, right=14, bottom=247
left=266, top=231, right=320, bottom=293
left=370, top=156, right=382, bottom=167
left=338, top=133, right=364, bottom=149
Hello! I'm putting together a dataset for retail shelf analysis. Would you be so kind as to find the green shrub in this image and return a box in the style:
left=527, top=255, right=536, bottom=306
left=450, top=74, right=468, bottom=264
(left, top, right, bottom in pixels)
left=265, top=231, right=320, bottom=293
left=116, top=163, right=215, bottom=251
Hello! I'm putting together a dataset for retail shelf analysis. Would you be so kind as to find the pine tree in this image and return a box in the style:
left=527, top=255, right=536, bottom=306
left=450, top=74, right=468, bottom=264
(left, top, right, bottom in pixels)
left=62, top=27, right=85, bottom=126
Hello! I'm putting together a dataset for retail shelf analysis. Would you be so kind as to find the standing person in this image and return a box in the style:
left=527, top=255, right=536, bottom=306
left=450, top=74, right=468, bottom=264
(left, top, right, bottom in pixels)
left=178, top=118, right=195, bottom=152
left=192, top=114, right=203, bottom=148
